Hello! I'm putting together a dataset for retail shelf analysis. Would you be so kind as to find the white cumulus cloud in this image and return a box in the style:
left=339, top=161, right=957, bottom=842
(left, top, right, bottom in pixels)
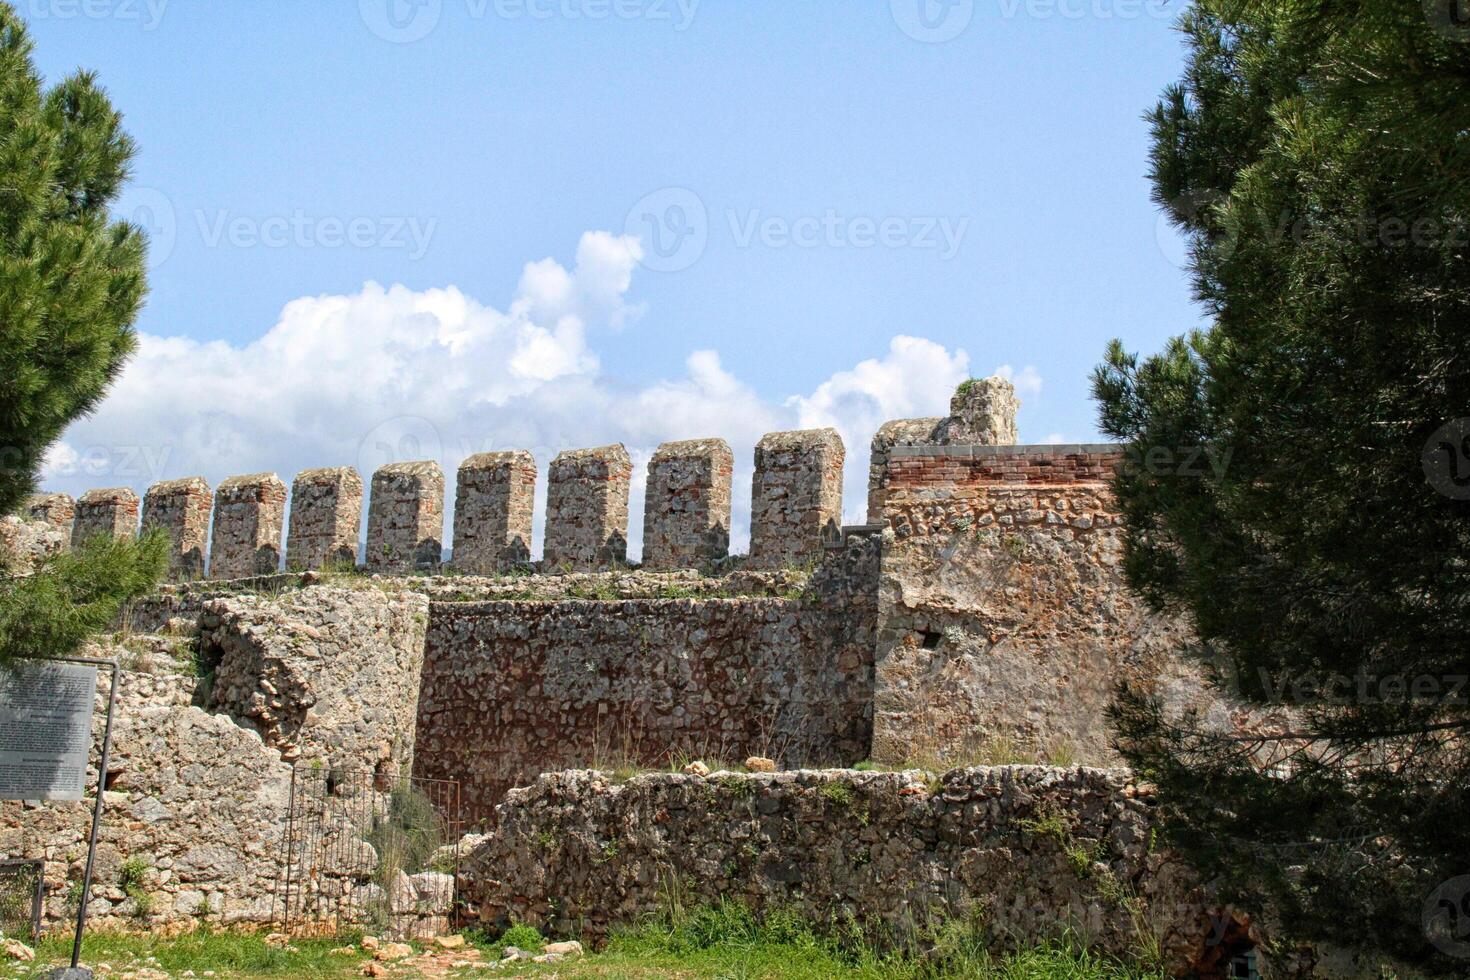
left=43, top=231, right=1013, bottom=558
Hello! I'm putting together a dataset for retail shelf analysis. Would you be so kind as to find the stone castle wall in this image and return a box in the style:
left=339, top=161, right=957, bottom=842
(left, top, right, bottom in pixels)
left=873, top=444, right=1201, bottom=767
left=141, top=478, right=212, bottom=580
left=543, top=445, right=633, bottom=571
left=414, top=533, right=880, bottom=826
left=460, top=766, right=1225, bottom=975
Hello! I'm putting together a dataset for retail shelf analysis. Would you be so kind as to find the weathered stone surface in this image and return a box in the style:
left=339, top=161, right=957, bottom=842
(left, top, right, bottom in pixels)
left=0, top=641, right=292, bottom=932
left=414, top=533, right=880, bottom=825
left=873, top=445, right=1205, bottom=767
left=642, top=438, right=733, bottom=571
left=199, top=585, right=429, bottom=773
left=543, top=445, right=632, bottom=572
left=210, top=474, right=287, bottom=579
left=941, top=376, right=1019, bottom=445
left=366, top=461, right=444, bottom=572
left=866, top=376, right=1020, bottom=523
left=142, top=477, right=211, bottom=580
left=25, top=492, right=75, bottom=537
left=0, top=514, right=66, bottom=575
left=287, top=467, right=363, bottom=570
left=452, top=451, right=536, bottom=574
left=72, top=487, right=139, bottom=546
left=460, top=767, right=1223, bottom=974
left=748, top=428, right=844, bottom=569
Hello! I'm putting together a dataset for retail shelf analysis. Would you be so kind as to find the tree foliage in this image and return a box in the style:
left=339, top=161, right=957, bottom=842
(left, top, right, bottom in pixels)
left=1094, top=0, right=1470, bottom=968
left=0, top=2, right=160, bottom=664
left=0, top=0, right=147, bottom=516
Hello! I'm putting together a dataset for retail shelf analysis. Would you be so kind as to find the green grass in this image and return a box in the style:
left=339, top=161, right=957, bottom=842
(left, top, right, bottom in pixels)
left=22, top=928, right=370, bottom=979
left=11, top=907, right=1167, bottom=979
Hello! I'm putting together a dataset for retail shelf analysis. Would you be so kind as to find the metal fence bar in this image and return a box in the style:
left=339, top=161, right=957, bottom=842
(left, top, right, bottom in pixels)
left=273, top=766, right=462, bottom=938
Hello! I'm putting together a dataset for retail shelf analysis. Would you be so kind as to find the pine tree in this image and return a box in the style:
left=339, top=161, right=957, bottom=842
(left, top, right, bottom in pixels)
left=0, top=2, right=164, bottom=662
left=1094, top=0, right=1470, bottom=968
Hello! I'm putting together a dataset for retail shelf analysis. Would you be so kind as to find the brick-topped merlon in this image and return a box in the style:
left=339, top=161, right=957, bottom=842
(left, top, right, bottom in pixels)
left=543, top=444, right=632, bottom=572
left=885, top=444, right=1124, bottom=487
left=366, top=461, right=445, bottom=572
left=453, top=451, right=536, bottom=573
left=286, top=467, right=364, bottom=570
left=210, top=473, right=287, bottom=579
left=642, top=438, right=733, bottom=571
left=71, top=487, right=139, bottom=546
left=142, top=477, right=211, bottom=580
left=749, top=428, right=845, bottom=569
left=25, top=493, right=75, bottom=536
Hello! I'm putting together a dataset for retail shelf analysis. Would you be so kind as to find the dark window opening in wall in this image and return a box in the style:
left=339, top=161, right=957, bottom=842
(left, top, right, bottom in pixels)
left=1228, top=950, right=1259, bottom=979
left=920, top=630, right=942, bottom=650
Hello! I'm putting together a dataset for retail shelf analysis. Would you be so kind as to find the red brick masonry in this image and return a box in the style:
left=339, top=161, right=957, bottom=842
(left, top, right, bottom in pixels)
left=886, top=444, right=1124, bottom=488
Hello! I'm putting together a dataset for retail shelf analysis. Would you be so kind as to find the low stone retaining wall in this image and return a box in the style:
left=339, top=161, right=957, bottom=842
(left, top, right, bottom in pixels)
left=460, top=766, right=1238, bottom=976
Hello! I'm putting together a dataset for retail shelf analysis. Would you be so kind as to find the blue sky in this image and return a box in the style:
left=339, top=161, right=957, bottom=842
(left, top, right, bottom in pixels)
left=29, top=0, right=1204, bottom=554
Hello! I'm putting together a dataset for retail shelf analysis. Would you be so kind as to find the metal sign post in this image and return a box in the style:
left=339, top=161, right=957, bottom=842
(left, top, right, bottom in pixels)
left=0, top=656, right=119, bottom=980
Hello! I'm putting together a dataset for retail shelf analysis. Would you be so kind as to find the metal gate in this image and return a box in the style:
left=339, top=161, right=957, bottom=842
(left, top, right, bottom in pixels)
left=273, top=767, right=462, bottom=939
left=0, top=860, right=44, bottom=941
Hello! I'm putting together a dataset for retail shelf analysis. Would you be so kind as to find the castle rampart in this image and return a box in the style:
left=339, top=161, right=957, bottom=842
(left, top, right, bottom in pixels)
left=72, top=487, right=139, bottom=546
left=142, top=477, right=211, bottom=580
left=210, top=473, right=288, bottom=580
left=286, top=466, right=363, bottom=570
left=641, top=438, right=733, bottom=571
left=366, top=461, right=445, bottom=572
left=543, top=444, right=633, bottom=571
left=452, top=451, right=536, bottom=573
left=748, top=428, right=845, bottom=569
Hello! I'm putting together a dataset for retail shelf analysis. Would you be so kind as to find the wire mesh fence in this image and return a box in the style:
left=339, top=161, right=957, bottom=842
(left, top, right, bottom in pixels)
left=0, top=860, right=43, bottom=942
left=273, top=767, right=462, bottom=939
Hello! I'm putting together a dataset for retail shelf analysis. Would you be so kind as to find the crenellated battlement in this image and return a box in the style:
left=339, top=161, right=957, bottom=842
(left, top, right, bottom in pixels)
left=24, top=376, right=1100, bottom=582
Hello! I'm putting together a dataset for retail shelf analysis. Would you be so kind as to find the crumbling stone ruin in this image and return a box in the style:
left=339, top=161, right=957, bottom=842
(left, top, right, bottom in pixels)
left=452, top=451, right=536, bottom=573
left=543, top=444, right=633, bottom=571
left=141, top=477, right=211, bottom=580
left=366, top=461, right=445, bottom=572
left=210, top=473, right=288, bottom=580
left=748, top=427, right=845, bottom=569
left=3, top=375, right=1298, bottom=974
left=25, top=492, right=75, bottom=534
left=286, top=466, right=363, bottom=570
left=71, top=486, right=139, bottom=546
left=641, top=438, right=733, bottom=571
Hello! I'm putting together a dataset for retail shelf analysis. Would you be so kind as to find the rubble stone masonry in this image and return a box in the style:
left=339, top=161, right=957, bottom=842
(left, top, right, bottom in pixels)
left=25, top=492, right=75, bottom=535
left=142, top=477, right=212, bottom=580
left=286, top=467, right=363, bottom=570
left=367, top=461, right=445, bottom=572
left=452, top=451, right=537, bottom=573
left=641, top=438, right=733, bottom=571
left=414, top=533, right=880, bottom=825
left=874, top=443, right=1199, bottom=767
left=748, top=428, right=844, bottom=569
left=71, top=487, right=139, bottom=546
left=461, top=766, right=1223, bottom=975
left=210, top=473, right=287, bottom=579
left=543, top=445, right=632, bottom=572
